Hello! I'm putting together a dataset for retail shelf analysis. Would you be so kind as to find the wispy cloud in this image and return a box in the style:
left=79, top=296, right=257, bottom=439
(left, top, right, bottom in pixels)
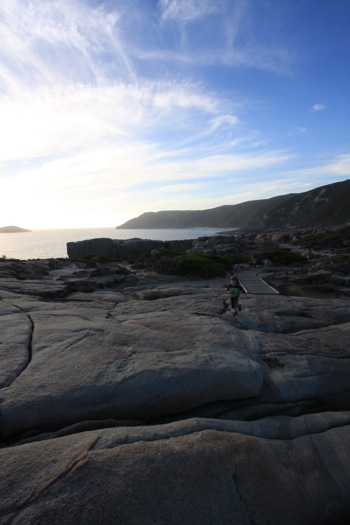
left=311, top=103, right=326, bottom=112
left=158, top=0, right=293, bottom=74
left=294, top=126, right=308, bottom=134
left=159, top=0, right=226, bottom=23
left=0, top=78, right=228, bottom=166
left=310, top=154, right=350, bottom=176
left=210, top=115, right=240, bottom=130
left=281, top=154, right=350, bottom=181
left=0, top=0, right=134, bottom=89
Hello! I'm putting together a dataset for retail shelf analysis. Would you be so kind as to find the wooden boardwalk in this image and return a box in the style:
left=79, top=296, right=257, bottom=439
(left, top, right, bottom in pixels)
left=237, top=270, right=279, bottom=295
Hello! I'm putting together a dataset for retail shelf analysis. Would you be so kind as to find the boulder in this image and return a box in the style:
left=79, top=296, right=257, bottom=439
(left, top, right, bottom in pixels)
left=67, top=238, right=115, bottom=259
left=114, top=238, right=164, bottom=261
left=67, top=237, right=165, bottom=262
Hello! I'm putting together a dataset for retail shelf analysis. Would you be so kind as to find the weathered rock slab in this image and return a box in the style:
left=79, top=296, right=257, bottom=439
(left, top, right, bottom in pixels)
left=1, top=262, right=350, bottom=524
left=1, top=290, right=263, bottom=438
left=1, top=416, right=350, bottom=525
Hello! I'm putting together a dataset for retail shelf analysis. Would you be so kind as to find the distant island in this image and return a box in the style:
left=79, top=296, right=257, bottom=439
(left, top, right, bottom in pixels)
left=116, top=179, right=350, bottom=230
left=0, top=226, right=31, bottom=233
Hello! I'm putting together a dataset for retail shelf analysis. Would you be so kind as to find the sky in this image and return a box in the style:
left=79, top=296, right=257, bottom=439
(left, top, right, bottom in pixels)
left=0, top=0, right=349, bottom=229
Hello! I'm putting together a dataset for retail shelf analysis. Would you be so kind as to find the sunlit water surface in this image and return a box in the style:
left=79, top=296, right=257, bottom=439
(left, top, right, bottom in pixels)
left=0, top=227, right=236, bottom=260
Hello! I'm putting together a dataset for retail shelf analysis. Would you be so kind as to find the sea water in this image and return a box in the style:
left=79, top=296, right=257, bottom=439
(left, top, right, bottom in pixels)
left=0, top=227, right=235, bottom=260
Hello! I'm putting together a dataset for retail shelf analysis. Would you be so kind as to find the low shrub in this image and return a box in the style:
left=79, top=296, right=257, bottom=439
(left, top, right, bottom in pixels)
left=298, top=229, right=350, bottom=250
left=159, top=248, right=178, bottom=257
left=80, top=253, right=110, bottom=264
left=261, top=249, right=307, bottom=266
left=177, top=253, right=228, bottom=278
left=223, top=254, right=247, bottom=265
left=327, top=255, right=350, bottom=272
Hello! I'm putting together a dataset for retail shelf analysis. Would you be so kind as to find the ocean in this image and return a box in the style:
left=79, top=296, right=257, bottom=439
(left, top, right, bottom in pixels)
left=0, top=227, right=235, bottom=260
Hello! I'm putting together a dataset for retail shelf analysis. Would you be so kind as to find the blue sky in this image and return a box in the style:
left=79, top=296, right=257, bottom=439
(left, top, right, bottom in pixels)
left=0, top=0, right=349, bottom=228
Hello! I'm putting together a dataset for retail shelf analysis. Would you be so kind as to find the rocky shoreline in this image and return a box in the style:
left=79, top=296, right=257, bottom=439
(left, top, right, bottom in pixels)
left=1, top=227, right=350, bottom=524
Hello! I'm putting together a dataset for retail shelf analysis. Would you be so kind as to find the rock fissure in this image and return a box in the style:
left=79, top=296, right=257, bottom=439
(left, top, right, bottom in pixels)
left=230, top=469, right=254, bottom=524
left=8, top=414, right=350, bottom=450
left=3, top=304, right=34, bottom=387
left=41, top=438, right=100, bottom=492
left=0, top=437, right=100, bottom=523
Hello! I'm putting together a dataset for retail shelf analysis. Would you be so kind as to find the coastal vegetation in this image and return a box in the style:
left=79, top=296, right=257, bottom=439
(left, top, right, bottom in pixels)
left=260, top=248, right=307, bottom=266
left=297, top=226, right=350, bottom=250
left=81, top=253, right=111, bottom=264
left=176, top=253, right=229, bottom=278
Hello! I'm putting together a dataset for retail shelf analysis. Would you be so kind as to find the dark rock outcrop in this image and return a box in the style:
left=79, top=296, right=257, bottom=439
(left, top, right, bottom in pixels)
left=67, top=237, right=193, bottom=262
left=67, top=237, right=116, bottom=259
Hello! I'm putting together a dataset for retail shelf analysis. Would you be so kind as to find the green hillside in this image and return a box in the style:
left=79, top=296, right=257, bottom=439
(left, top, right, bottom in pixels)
left=117, top=180, right=350, bottom=230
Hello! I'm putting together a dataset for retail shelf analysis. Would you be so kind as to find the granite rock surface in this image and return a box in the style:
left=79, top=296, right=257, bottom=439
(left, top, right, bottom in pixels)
left=1, top=260, right=350, bottom=524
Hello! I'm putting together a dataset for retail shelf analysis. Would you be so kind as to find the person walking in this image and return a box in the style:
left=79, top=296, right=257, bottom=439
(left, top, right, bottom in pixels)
left=249, top=253, right=258, bottom=268
left=226, top=275, right=243, bottom=315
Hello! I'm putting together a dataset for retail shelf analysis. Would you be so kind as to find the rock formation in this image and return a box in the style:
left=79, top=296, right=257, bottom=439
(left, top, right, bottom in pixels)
left=0, top=225, right=31, bottom=233
left=1, top=250, right=350, bottom=524
left=67, top=237, right=192, bottom=261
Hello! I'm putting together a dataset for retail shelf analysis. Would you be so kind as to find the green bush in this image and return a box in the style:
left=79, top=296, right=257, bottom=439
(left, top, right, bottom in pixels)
left=177, top=253, right=228, bottom=278
left=298, top=230, right=349, bottom=250
left=159, top=248, right=178, bottom=257
left=261, top=249, right=307, bottom=266
left=81, top=253, right=110, bottom=264
left=228, top=254, right=247, bottom=264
